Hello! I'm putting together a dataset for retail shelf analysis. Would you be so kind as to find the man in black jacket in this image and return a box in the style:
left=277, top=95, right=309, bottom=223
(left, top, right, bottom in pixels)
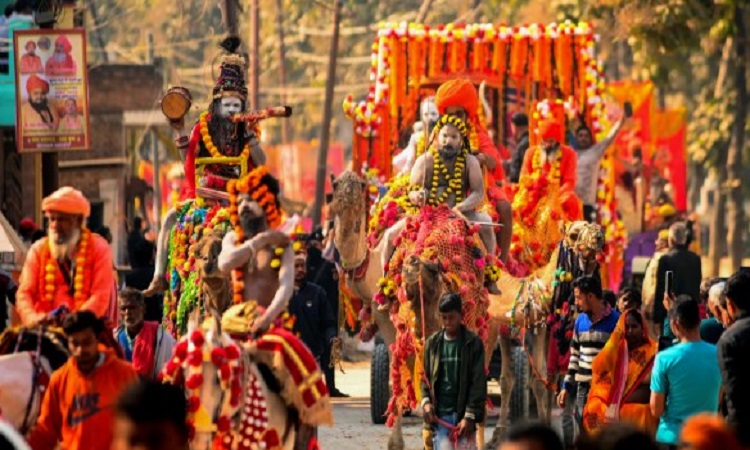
left=421, top=293, right=486, bottom=450
left=288, top=252, right=337, bottom=372
left=0, top=270, right=17, bottom=334
left=653, top=222, right=702, bottom=337
left=718, top=269, right=750, bottom=447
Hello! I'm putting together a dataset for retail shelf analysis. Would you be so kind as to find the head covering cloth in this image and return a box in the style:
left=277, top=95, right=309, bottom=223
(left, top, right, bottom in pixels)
left=26, top=75, right=49, bottom=95
left=42, top=186, right=91, bottom=217
left=434, top=79, right=479, bottom=122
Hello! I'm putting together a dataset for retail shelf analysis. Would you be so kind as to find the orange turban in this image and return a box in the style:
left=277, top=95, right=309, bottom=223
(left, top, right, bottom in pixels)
left=42, top=187, right=91, bottom=218
left=26, top=75, right=49, bottom=95
left=680, top=414, right=741, bottom=450
left=539, top=119, right=564, bottom=142
left=434, top=79, right=479, bottom=121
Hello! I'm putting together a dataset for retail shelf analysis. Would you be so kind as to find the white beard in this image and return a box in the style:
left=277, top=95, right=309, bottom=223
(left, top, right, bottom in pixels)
left=49, top=228, right=81, bottom=261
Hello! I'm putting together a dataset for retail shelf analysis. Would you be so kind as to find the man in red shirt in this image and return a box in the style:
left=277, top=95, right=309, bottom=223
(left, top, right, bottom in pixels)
left=434, top=79, right=513, bottom=264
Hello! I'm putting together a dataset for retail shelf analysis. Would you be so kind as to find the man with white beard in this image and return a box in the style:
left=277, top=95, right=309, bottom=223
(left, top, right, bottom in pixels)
left=16, top=187, right=115, bottom=325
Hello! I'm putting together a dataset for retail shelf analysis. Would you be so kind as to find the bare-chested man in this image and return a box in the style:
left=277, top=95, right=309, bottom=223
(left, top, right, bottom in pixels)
left=381, top=115, right=498, bottom=296
left=216, top=169, right=293, bottom=335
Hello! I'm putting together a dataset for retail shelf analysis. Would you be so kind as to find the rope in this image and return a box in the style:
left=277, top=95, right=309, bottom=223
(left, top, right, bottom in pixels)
left=519, top=327, right=557, bottom=393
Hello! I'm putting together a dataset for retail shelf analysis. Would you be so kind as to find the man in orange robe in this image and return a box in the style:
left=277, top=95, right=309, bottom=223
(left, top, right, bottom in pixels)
left=434, top=79, right=513, bottom=264
left=17, top=187, right=115, bottom=325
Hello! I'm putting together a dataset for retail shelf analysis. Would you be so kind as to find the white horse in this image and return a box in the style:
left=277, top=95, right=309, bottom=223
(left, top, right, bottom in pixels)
left=0, top=327, right=69, bottom=433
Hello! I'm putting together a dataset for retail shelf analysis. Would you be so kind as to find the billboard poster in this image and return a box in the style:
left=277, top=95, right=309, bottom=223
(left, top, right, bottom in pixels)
left=13, top=29, right=90, bottom=152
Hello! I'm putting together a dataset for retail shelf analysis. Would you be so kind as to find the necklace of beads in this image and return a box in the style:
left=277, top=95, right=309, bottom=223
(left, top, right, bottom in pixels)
left=43, top=228, right=91, bottom=307
left=199, top=112, right=250, bottom=159
left=427, top=146, right=467, bottom=206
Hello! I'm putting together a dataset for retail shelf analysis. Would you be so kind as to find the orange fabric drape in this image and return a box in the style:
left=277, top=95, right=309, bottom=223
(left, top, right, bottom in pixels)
left=583, top=312, right=659, bottom=436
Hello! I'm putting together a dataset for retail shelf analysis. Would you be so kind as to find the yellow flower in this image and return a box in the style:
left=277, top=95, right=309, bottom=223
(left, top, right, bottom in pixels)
left=276, top=246, right=286, bottom=255
left=270, top=259, right=281, bottom=269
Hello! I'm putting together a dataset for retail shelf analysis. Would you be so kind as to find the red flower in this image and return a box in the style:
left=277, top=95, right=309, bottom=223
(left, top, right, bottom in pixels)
left=263, top=429, right=280, bottom=448
left=187, top=420, right=196, bottom=441
left=225, top=345, right=240, bottom=360
left=187, top=395, right=201, bottom=413
left=219, top=365, right=230, bottom=381
left=187, top=350, right=203, bottom=367
left=190, top=330, right=205, bottom=347
left=211, top=347, right=227, bottom=366
left=185, top=373, right=204, bottom=390
left=216, top=415, right=231, bottom=432
left=174, top=340, right=188, bottom=361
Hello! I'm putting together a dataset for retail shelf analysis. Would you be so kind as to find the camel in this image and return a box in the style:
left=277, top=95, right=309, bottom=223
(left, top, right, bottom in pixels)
left=331, top=171, right=601, bottom=450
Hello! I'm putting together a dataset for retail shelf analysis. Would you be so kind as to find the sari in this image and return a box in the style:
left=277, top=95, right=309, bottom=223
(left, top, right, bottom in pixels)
left=583, top=312, right=658, bottom=436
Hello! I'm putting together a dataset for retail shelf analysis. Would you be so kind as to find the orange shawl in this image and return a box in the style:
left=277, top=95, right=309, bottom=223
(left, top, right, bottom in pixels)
left=583, top=311, right=658, bottom=436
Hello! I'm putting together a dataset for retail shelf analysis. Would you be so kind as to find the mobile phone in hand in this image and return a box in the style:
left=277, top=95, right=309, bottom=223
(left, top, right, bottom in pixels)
left=624, top=102, right=633, bottom=118
left=665, top=270, right=674, bottom=297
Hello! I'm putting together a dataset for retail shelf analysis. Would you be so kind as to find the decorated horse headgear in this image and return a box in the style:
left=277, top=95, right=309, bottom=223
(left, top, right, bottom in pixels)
left=227, top=166, right=282, bottom=230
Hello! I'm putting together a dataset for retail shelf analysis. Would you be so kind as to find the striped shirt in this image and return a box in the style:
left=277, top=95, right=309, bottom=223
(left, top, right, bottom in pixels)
left=563, top=306, right=620, bottom=390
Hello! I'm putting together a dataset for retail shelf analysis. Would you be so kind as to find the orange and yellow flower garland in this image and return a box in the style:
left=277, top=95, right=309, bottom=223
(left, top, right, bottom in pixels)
left=41, top=228, right=92, bottom=308
left=199, top=112, right=261, bottom=159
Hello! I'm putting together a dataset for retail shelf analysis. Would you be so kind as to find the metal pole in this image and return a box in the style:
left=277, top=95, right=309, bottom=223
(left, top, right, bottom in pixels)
left=249, top=0, right=260, bottom=110
left=312, top=0, right=342, bottom=227
left=151, top=128, right=161, bottom=232
left=275, top=0, right=291, bottom=144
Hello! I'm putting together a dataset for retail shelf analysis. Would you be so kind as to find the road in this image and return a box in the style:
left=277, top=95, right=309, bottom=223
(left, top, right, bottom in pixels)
left=318, top=362, right=565, bottom=450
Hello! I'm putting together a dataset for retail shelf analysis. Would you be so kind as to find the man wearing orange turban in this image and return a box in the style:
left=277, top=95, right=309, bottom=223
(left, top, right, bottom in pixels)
left=17, top=187, right=115, bottom=325
left=434, top=79, right=513, bottom=264
left=45, top=34, right=77, bottom=77
left=21, top=74, right=58, bottom=132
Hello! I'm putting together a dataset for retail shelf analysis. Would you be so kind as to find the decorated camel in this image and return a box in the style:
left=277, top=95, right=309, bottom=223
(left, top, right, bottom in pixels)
left=330, top=170, right=604, bottom=448
left=162, top=166, right=333, bottom=450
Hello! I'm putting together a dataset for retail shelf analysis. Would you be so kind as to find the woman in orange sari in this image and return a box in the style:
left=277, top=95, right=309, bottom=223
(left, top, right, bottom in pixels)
left=583, top=308, right=659, bottom=436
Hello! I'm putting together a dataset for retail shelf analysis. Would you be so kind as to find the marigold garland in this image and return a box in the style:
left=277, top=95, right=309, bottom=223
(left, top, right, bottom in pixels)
left=42, top=228, right=92, bottom=308
left=199, top=112, right=252, bottom=159
left=227, top=166, right=285, bottom=305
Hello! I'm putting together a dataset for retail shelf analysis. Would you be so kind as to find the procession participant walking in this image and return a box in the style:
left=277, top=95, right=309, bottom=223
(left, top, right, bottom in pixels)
left=112, top=381, right=188, bottom=450
left=288, top=250, right=336, bottom=369
left=434, top=79, right=513, bottom=264
left=421, top=293, right=486, bottom=450
left=653, top=222, right=702, bottom=339
left=717, top=270, right=750, bottom=447
left=700, top=281, right=726, bottom=344
left=27, top=311, right=138, bottom=450
left=558, top=275, right=619, bottom=431
left=650, top=296, right=722, bottom=449
left=16, top=187, right=115, bottom=325
left=115, top=288, right=175, bottom=379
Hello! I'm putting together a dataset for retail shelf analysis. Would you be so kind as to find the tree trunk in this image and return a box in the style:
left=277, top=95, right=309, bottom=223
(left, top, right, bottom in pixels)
left=708, top=37, right=734, bottom=276
left=727, top=5, right=747, bottom=272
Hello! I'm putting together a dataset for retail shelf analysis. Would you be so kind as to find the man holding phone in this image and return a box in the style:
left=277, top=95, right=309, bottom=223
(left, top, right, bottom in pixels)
left=653, top=223, right=702, bottom=342
left=574, top=103, right=631, bottom=223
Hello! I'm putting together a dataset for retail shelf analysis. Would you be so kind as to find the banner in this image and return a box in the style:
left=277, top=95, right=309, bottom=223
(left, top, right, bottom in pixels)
left=265, top=141, right=344, bottom=205
left=14, top=29, right=90, bottom=152
left=652, top=108, right=687, bottom=211
left=606, top=80, right=654, bottom=169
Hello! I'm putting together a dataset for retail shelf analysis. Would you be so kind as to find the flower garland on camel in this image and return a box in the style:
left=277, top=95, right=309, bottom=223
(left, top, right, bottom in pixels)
left=381, top=205, right=492, bottom=427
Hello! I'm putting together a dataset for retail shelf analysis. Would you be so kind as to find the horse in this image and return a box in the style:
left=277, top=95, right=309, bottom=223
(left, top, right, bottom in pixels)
left=0, top=327, right=69, bottom=433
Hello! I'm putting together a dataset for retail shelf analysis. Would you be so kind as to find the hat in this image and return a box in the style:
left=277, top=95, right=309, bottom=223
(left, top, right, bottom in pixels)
left=213, top=37, right=248, bottom=101
left=25, top=40, right=36, bottom=51
left=511, top=112, right=529, bottom=127
left=434, top=79, right=478, bottom=122
left=539, top=119, right=563, bottom=142
left=26, top=75, right=49, bottom=95
left=42, top=186, right=91, bottom=217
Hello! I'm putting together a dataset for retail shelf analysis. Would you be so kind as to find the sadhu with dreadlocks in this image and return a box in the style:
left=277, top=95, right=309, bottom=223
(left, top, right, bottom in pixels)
left=217, top=166, right=293, bottom=335
left=381, top=114, right=501, bottom=295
